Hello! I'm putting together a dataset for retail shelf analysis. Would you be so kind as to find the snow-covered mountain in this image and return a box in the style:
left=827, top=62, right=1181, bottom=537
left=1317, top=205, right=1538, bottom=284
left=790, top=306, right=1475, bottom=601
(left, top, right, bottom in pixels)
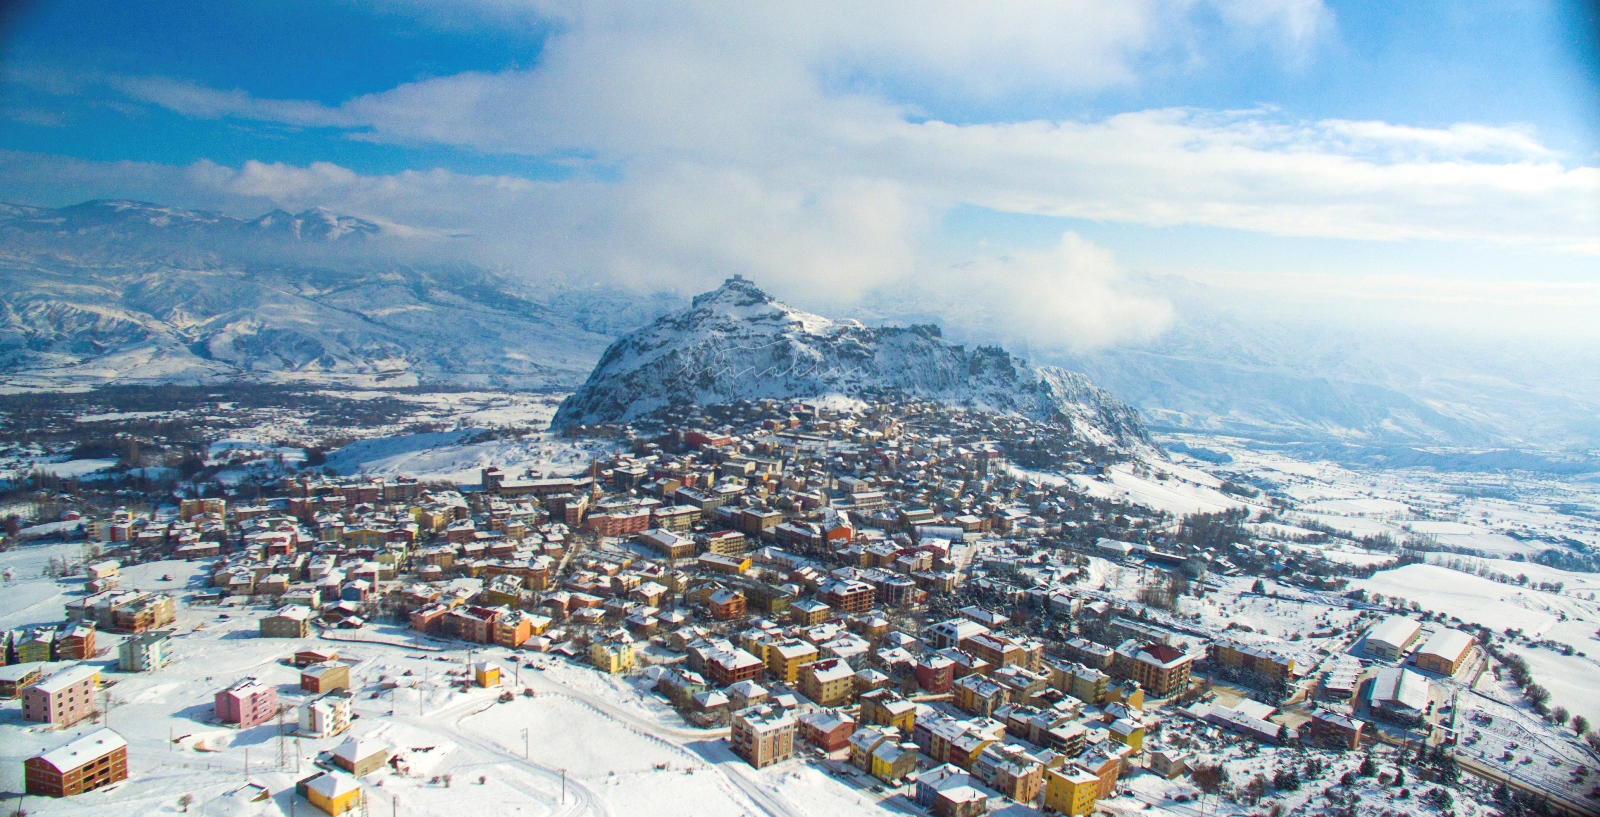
left=0, top=200, right=680, bottom=389
left=2, top=199, right=382, bottom=243
left=552, top=277, right=1152, bottom=451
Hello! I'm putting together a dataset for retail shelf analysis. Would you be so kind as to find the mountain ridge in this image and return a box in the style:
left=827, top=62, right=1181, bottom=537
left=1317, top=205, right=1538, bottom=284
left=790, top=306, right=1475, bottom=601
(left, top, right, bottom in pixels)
left=552, top=276, right=1154, bottom=453
left=0, top=199, right=681, bottom=389
left=2, top=199, right=383, bottom=242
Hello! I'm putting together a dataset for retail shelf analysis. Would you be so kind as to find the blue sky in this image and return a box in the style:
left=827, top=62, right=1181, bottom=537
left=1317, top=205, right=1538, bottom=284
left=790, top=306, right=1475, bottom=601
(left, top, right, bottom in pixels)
left=1, top=0, right=1597, bottom=347
left=5, top=1, right=1595, bottom=173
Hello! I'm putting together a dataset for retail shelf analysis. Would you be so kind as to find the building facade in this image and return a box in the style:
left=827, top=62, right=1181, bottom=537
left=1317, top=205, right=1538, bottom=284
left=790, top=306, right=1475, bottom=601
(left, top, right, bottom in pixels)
left=216, top=678, right=279, bottom=728
left=21, top=665, right=100, bottom=726
left=730, top=705, right=796, bottom=768
left=24, top=729, right=127, bottom=797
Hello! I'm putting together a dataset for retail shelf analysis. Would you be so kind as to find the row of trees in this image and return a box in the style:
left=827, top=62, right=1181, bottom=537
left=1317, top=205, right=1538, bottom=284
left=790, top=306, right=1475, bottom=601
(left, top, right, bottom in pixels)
left=1484, top=637, right=1599, bottom=749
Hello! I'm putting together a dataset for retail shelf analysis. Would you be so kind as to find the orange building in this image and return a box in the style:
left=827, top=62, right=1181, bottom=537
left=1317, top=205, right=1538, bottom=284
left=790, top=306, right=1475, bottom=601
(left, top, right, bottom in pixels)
left=25, top=729, right=128, bottom=797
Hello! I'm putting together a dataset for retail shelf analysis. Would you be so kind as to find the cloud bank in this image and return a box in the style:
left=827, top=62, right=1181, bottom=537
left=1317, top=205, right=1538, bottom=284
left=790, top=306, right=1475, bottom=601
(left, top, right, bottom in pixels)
left=5, top=0, right=1597, bottom=350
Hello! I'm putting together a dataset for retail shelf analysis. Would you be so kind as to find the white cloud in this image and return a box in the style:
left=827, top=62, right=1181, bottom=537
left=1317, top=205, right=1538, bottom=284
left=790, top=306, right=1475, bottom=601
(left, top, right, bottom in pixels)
left=886, top=110, right=1600, bottom=250
left=1211, top=0, right=1331, bottom=51
left=185, top=160, right=362, bottom=200
left=931, top=232, right=1175, bottom=352
left=100, top=2, right=1594, bottom=254
left=16, top=0, right=1600, bottom=352
left=113, top=76, right=357, bottom=128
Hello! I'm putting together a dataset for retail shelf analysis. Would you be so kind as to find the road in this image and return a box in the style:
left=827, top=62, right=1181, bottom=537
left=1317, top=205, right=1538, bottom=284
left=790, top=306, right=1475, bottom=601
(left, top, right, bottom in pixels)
left=1451, top=690, right=1600, bottom=815
left=519, top=664, right=731, bottom=741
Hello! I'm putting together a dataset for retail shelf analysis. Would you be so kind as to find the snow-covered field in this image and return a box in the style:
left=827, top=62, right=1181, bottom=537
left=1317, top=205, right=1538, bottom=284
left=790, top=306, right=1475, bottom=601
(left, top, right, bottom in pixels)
left=1014, top=458, right=1248, bottom=519
left=322, top=391, right=565, bottom=431
left=325, top=431, right=618, bottom=485
left=1164, top=433, right=1600, bottom=560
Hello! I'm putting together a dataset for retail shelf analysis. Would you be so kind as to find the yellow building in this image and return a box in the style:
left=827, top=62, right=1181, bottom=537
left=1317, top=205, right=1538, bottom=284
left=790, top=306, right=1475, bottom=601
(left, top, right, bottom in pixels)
left=869, top=741, right=917, bottom=783
left=739, top=630, right=775, bottom=663
left=301, top=772, right=362, bottom=816
left=1208, top=641, right=1295, bottom=681
left=1043, top=767, right=1101, bottom=816
left=345, top=528, right=387, bottom=548
left=15, top=631, right=54, bottom=664
left=179, top=498, right=226, bottom=521
left=799, top=659, right=855, bottom=707
left=1108, top=718, right=1145, bottom=753
left=590, top=642, right=635, bottom=675
left=859, top=690, right=916, bottom=733
left=411, top=507, right=449, bottom=532
left=1104, top=680, right=1144, bottom=710
left=473, top=662, right=501, bottom=688
left=1047, top=662, right=1110, bottom=705
left=766, top=640, right=819, bottom=684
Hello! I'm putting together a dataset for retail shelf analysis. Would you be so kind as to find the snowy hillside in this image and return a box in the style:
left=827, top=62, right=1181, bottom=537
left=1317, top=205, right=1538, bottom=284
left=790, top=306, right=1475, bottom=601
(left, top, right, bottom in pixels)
left=552, top=277, right=1152, bottom=452
left=0, top=200, right=681, bottom=389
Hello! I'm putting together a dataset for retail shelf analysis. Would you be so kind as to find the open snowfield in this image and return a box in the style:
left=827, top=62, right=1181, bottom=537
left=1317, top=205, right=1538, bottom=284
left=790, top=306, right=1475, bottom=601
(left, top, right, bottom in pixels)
left=323, top=391, right=565, bottom=431
left=0, top=544, right=913, bottom=817
left=325, top=431, right=619, bottom=485
left=1163, top=433, right=1600, bottom=561
left=32, top=459, right=120, bottom=479
left=1018, top=459, right=1249, bottom=518
left=314, top=390, right=631, bottom=485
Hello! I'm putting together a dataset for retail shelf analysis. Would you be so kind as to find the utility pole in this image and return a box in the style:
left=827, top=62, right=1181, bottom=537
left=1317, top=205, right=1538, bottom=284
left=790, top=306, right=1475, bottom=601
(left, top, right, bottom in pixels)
left=522, top=728, right=529, bottom=759
left=561, top=768, right=567, bottom=804
left=244, top=748, right=249, bottom=780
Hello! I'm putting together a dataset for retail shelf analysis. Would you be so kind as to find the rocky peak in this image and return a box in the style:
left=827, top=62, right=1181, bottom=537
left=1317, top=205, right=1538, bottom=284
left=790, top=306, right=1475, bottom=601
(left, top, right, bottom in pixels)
left=552, top=278, right=1153, bottom=453
left=691, top=275, right=778, bottom=309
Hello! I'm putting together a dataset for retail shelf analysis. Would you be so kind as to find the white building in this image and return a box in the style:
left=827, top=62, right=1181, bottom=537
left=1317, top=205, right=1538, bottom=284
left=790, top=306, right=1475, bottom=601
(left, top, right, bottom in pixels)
left=1368, top=667, right=1432, bottom=722
left=298, top=690, right=353, bottom=738
left=1364, top=616, right=1422, bottom=661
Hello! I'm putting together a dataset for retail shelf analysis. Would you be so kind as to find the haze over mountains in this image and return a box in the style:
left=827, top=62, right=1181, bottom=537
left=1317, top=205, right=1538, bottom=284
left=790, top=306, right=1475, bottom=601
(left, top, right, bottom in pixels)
left=1050, top=292, right=1600, bottom=454
left=0, top=200, right=674, bottom=389
left=3, top=198, right=1596, bottom=457
left=860, top=275, right=1600, bottom=455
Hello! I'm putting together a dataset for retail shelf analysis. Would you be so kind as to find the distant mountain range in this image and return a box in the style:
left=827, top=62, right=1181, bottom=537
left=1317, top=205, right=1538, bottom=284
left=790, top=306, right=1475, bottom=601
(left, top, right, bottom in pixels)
left=0, top=200, right=678, bottom=389
left=852, top=275, right=1600, bottom=453
left=552, top=277, right=1153, bottom=453
left=1, top=199, right=383, bottom=243
left=1048, top=283, right=1600, bottom=452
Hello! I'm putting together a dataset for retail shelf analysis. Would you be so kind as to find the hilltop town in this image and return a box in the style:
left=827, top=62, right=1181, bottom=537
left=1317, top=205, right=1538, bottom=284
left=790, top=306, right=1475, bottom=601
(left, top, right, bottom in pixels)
left=3, top=393, right=1597, bottom=817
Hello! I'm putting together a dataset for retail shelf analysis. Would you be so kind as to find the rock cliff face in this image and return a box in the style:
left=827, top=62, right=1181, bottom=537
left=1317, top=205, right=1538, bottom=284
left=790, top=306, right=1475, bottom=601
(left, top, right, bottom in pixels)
left=553, top=277, right=1152, bottom=451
